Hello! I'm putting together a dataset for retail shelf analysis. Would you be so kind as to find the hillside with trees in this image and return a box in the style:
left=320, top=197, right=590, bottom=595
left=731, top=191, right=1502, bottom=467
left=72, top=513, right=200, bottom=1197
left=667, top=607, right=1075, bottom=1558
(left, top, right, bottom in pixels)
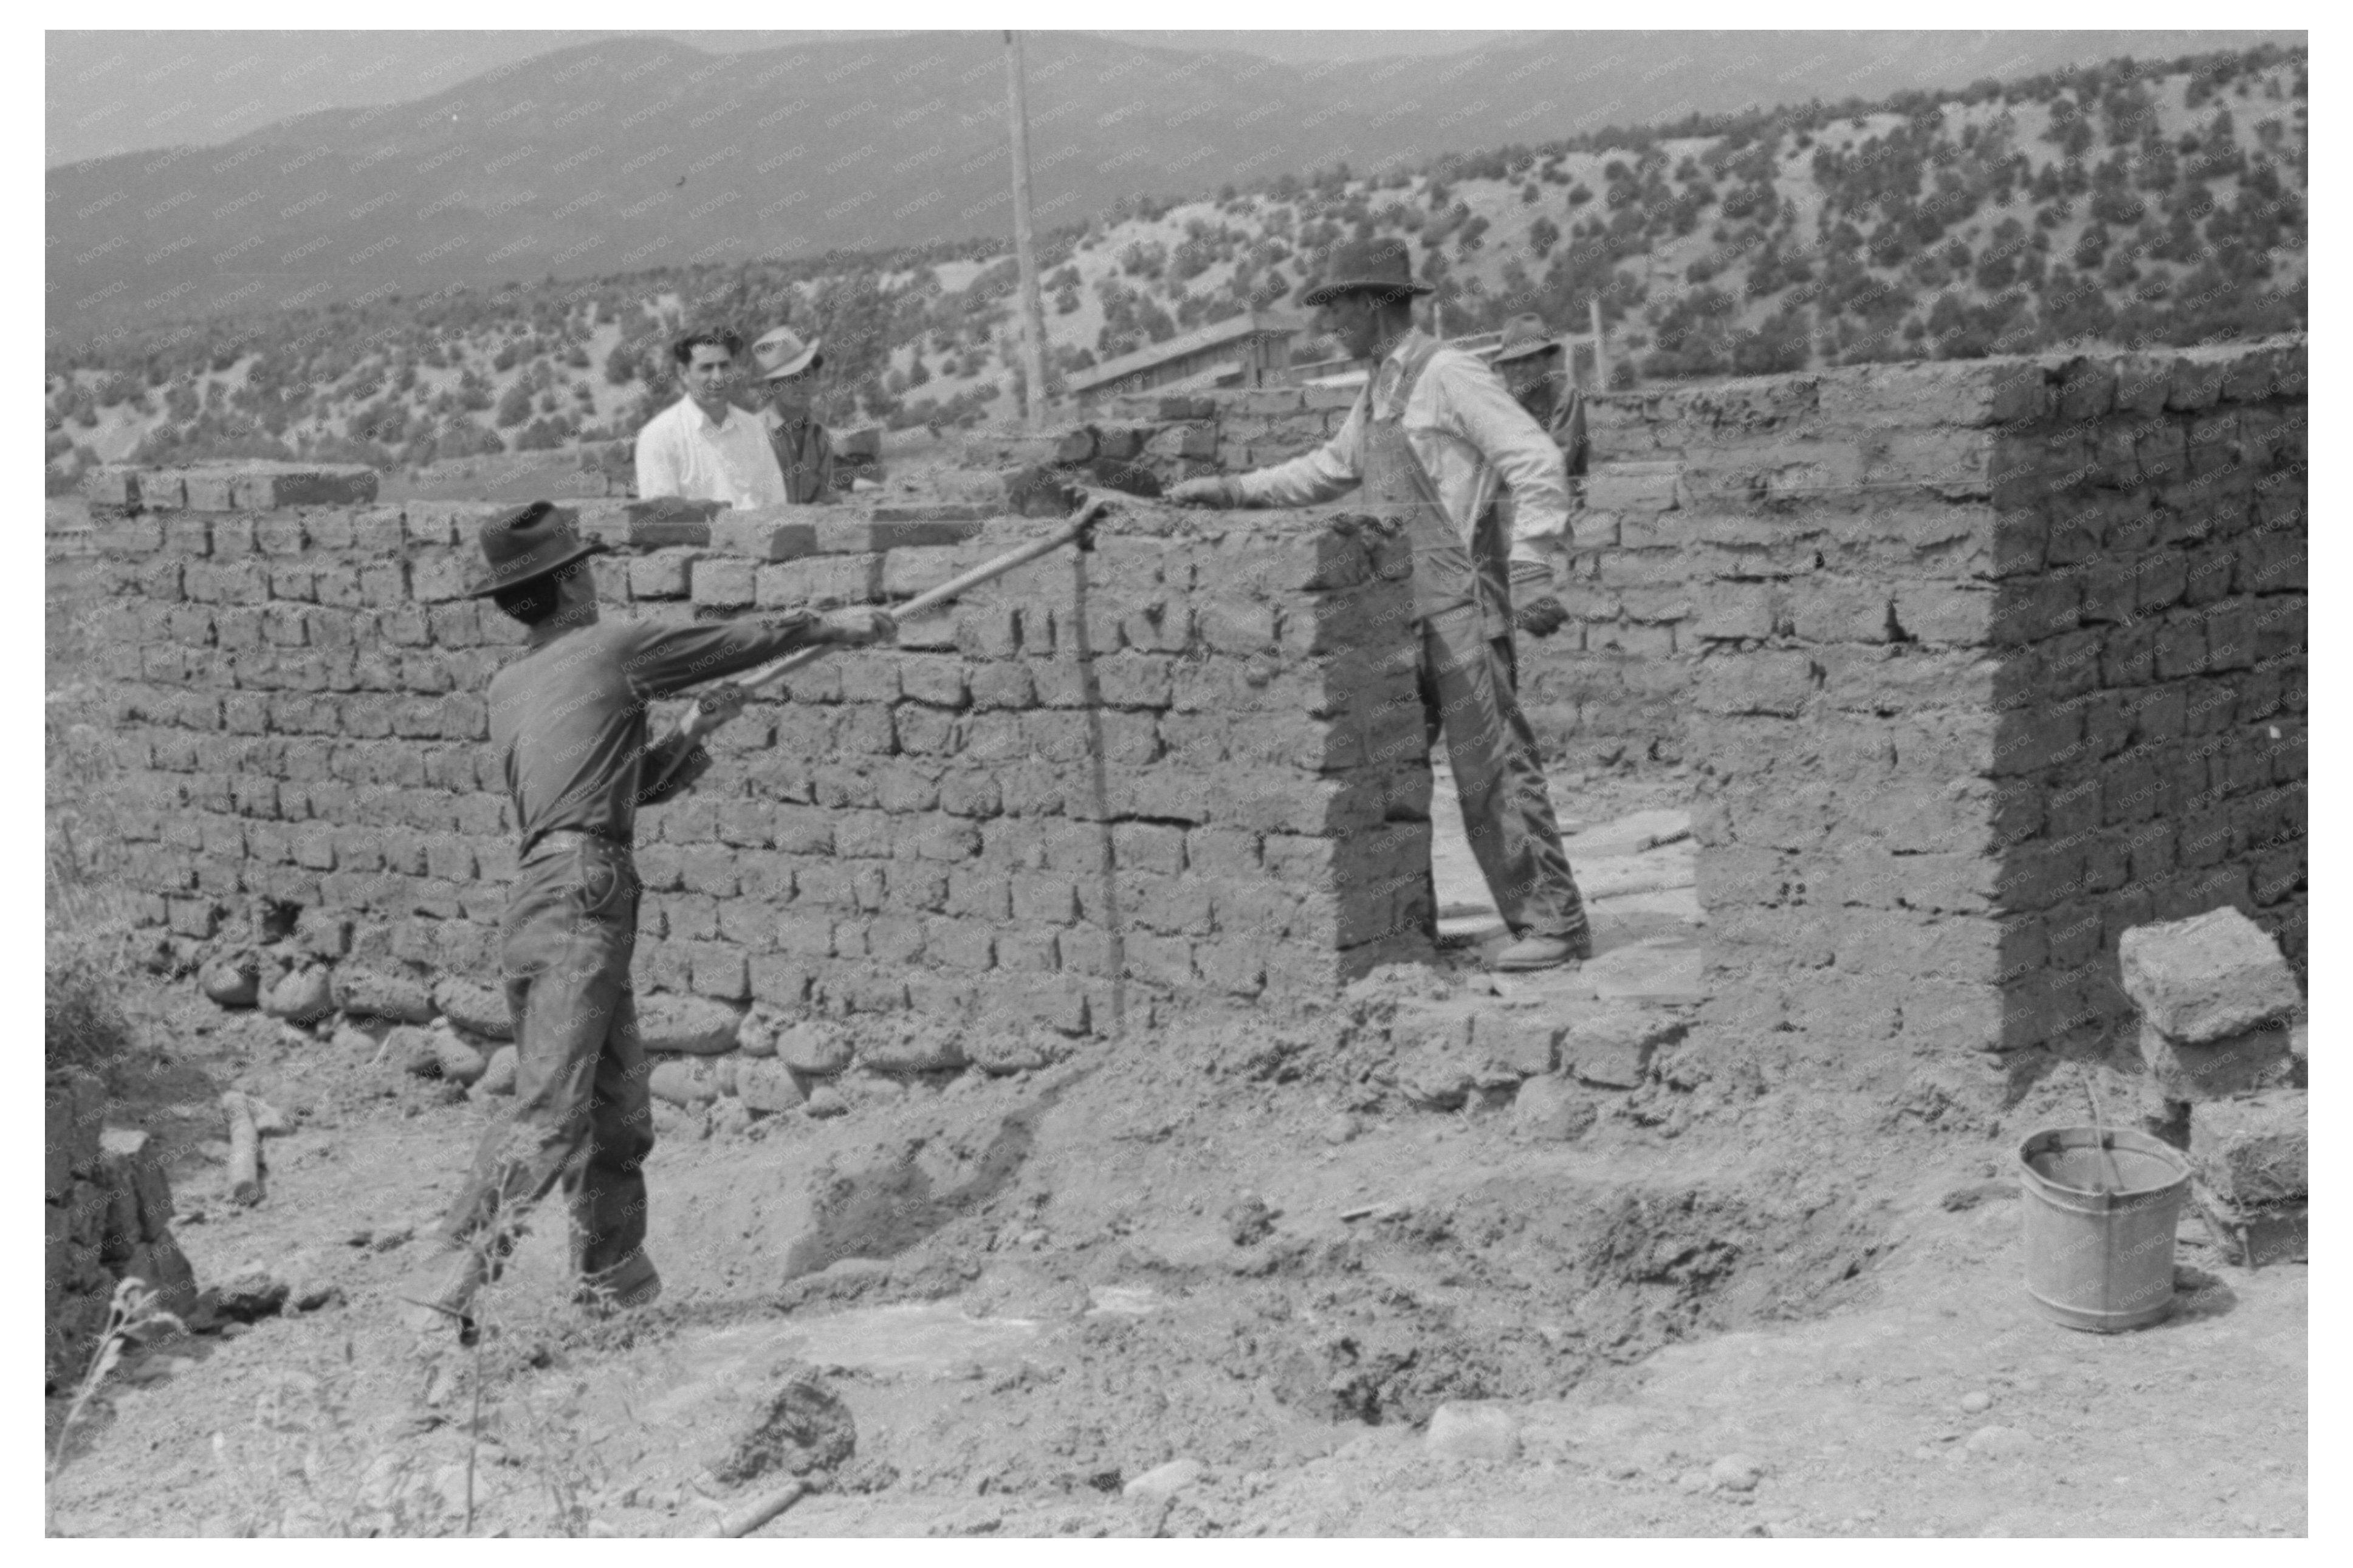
left=47, top=42, right=2303, bottom=488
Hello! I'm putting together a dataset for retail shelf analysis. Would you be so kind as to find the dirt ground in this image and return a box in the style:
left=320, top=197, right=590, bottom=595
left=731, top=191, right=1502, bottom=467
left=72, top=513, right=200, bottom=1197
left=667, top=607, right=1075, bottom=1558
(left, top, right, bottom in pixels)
left=43, top=556, right=2308, bottom=1539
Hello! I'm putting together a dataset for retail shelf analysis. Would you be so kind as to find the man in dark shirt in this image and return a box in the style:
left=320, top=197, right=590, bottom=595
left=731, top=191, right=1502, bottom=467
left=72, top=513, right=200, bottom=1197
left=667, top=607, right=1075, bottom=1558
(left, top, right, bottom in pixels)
left=1489, top=312, right=1587, bottom=648
left=402, top=501, right=891, bottom=1335
left=751, top=325, right=837, bottom=504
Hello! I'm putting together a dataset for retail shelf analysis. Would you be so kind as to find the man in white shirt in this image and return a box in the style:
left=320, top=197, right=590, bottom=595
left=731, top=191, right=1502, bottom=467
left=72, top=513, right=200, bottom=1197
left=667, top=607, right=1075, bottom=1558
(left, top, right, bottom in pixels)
left=1168, top=237, right=1590, bottom=971
left=632, top=327, right=791, bottom=509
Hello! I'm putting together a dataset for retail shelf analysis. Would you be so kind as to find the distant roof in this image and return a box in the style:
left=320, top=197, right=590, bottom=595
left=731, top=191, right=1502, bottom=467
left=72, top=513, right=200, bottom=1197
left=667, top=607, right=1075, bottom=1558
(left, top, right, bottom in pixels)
left=1064, top=310, right=1308, bottom=397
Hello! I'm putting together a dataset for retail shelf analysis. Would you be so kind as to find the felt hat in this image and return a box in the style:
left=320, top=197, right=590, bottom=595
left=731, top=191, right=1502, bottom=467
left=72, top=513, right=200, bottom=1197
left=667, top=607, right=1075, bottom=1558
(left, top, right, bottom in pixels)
left=1299, top=236, right=1435, bottom=307
left=462, top=500, right=606, bottom=599
left=1492, top=312, right=1564, bottom=365
left=750, top=326, right=825, bottom=381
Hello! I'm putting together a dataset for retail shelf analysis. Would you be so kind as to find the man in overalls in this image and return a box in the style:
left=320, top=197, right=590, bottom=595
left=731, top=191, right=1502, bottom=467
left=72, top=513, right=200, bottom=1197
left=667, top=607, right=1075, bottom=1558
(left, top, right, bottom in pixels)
left=400, top=501, right=893, bottom=1336
left=1168, top=238, right=1590, bottom=972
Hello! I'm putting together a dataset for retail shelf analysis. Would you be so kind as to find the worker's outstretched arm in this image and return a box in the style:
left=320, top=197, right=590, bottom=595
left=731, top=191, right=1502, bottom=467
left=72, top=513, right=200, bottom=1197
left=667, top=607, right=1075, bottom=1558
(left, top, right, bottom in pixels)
left=1167, top=392, right=1368, bottom=508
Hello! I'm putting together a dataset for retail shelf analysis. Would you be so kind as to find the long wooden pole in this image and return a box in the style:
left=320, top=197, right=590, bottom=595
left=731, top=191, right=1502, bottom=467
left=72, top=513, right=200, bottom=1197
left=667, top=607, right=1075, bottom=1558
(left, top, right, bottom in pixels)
left=1004, top=30, right=1051, bottom=431
left=1589, top=296, right=1609, bottom=391
left=641, top=498, right=1110, bottom=796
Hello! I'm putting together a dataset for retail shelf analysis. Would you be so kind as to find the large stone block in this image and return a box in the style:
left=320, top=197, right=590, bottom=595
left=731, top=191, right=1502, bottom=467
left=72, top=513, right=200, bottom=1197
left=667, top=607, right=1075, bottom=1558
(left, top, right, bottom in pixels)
left=709, top=510, right=820, bottom=561
left=2137, top=1018, right=2299, bottom=1103
left=2117, top=906, right=2302, bottom=1044
left=332, top=964, right=438, bottom=1024
left=2188, top=1088, right=2306, bottom=1208
left=636, top=993, right=744, bottom=1054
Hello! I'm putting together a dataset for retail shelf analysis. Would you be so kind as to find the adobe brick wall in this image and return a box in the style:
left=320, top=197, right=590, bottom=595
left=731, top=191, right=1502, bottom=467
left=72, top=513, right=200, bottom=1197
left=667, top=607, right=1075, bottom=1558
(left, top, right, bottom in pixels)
left=79, top=485, right=1437, bottom=1036
left=1643, top=340, right=2306, bottom=1066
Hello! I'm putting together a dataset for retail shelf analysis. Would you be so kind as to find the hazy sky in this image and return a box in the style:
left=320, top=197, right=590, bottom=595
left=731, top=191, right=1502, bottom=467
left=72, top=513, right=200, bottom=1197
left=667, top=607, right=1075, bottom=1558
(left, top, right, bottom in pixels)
left=44, top=30, right=1515, bottom=168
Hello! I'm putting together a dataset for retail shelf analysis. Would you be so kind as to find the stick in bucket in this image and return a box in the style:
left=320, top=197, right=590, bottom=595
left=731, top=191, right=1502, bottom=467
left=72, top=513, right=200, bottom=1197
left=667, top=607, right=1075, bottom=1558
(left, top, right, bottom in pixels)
left=2081, top=1076, right=2125, bottom=1196
left=642, top=493, right=1113, bottom=798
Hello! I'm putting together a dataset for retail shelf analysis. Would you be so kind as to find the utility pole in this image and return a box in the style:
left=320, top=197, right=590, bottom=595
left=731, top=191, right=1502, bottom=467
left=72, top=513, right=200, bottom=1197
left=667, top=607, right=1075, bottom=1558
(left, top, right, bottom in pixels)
left=1589, top=296, right=1609, bottom=391
left=1003, top=30, right=1050, bottom=431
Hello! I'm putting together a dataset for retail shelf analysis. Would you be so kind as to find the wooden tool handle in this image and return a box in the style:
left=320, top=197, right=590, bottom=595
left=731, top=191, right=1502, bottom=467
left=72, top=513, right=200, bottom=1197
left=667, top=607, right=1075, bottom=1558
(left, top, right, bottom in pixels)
left=704, top=1479, right=809, bottom=1538
left=645, top=496, right=1110, bottom=797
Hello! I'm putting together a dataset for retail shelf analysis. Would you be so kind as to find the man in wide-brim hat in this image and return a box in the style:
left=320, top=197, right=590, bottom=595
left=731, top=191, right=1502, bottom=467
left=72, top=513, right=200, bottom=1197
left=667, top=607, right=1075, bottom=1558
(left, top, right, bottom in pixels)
left=400, top=500, right=893, bottom=1336
left=1169, top=238, right=1593, bottom=973
left=750, top=324, right=841, bottom=504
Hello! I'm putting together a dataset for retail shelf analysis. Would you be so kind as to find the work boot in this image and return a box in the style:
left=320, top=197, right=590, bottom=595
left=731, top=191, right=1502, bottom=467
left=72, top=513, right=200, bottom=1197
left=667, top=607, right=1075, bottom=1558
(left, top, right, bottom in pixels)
left=1493, top=933, right=1585, bottom=972
left=573, top=1250, right=662, bottom=1318
left=396, top=1243, right=490, bottom=1341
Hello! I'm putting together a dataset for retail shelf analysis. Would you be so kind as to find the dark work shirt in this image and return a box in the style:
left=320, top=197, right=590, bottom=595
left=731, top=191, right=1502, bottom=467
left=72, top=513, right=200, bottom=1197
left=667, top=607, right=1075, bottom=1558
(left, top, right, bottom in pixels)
left=487, top=613, right=819, bottom=849
left=761, top=410, right=837, bottom=504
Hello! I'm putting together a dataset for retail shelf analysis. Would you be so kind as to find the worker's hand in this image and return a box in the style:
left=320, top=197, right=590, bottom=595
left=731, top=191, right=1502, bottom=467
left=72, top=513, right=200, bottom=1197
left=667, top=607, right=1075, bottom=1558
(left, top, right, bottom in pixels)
left=1166, top=476, right=1234, bottom=508
left=1515, top=596, right=1568, bottom=638
left=681, top=682, right=746, bottom=741
left=1510, top=560, right=1568, bottom=639
left=819, top=606, right=897, bottom=645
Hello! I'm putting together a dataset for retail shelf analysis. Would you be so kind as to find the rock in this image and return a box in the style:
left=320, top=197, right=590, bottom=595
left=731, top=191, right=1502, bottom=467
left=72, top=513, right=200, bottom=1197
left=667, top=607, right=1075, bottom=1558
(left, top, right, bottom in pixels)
left=857, top=1020, right=966, bottom=1073
left=1512, top=1077, right=1597, bottom=1142
left=736, top=1007, right=789, bottom=1058
left=803, top=1086, right=848, bottom=1118
left=2118, top=908, right=2303, bottom=1045
left=1389, top=1003, right=1475, bottom=1053
left=2138, top=1018, right=2300, bottom=1103
left=210, top=1266, right=290, bottom=1324
left=1477, top=1012, right=1561, bottom=1077
left=965, top=1031, right=1054, bottom=1076
left=1565, top=1007, right=1686, bottom=1089
left=1224, top=1196, right=1277, bottom=1247
left=1394, top=1046, right=1474, bottom=1111
left=332, top=1018, right=390, bottom=1055
left=294, top=908, right=352, bottom=960
left=2189, top=1182, right=2307, bottom=1268
left=261, top=967, right=335, bottom=1023
left=1709, top=1453, right=1763, bottom=1492
left=390, top=1025, right=442, bottom=1077
left=650, top=1056, right=733, bottom=1109
left=479, top=1044, right=519, bottom=1096
left=332, top=965, right=438, bottom=1024
left=710, top=1369, right=857, bottom=1485
left=368, top=1221, right=416, bottom=1252
left=2189, top=1089, right=2307, bottom=1206
left=1584, top=940, right=1707, bottom=1004
left=1123, top=1458, right=1205, bottom=1502
left=1960, top=1391, right=1993, bottom=1415
left=777, top=1021, right=854, bottom=1076
left=432, top=1032, right=487, bottom=1087
left=737, top=1058, right=808, bottom=1115
left=710, top=1098, right=755, bottom=1140
left=1424, top=1403, right=1521, bottom=1463
left=1321, top=1112, right=1359, bottom=1146
left=1964, top=1425, right=2035, bottom=1458
left=433, top=976, right=512, bottom=1039
left=201, top=955, right=261, bottom=1008
left=650, top=1099, right=706, bottom=1142
left=637, top=994, right=745, bottom=1055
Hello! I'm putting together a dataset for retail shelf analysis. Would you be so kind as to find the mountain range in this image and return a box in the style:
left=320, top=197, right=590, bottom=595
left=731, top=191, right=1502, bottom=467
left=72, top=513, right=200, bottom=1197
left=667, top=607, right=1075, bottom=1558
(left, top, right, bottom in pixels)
left=47, top=29, right=2299, bottom=340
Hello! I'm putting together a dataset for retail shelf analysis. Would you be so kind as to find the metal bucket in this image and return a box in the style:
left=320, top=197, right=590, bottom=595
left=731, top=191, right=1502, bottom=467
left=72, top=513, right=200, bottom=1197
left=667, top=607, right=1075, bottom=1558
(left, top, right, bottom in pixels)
left=2015, top=1125, right=2190, bottom=1333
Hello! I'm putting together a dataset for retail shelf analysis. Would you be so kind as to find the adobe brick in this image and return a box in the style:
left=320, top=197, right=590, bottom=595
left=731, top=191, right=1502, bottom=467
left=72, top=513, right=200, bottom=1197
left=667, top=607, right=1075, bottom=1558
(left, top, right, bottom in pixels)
left=811, top=764, right=881, bottom=810
left=894, top=706, right=959, bottom=756
left=839, top=658, right=901, bottom=705
left=1010, top=871, right=1079, bottom=925
left=834, top=704, right=897, bottom=755
left=984, top=928, right=1055, bottom=976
